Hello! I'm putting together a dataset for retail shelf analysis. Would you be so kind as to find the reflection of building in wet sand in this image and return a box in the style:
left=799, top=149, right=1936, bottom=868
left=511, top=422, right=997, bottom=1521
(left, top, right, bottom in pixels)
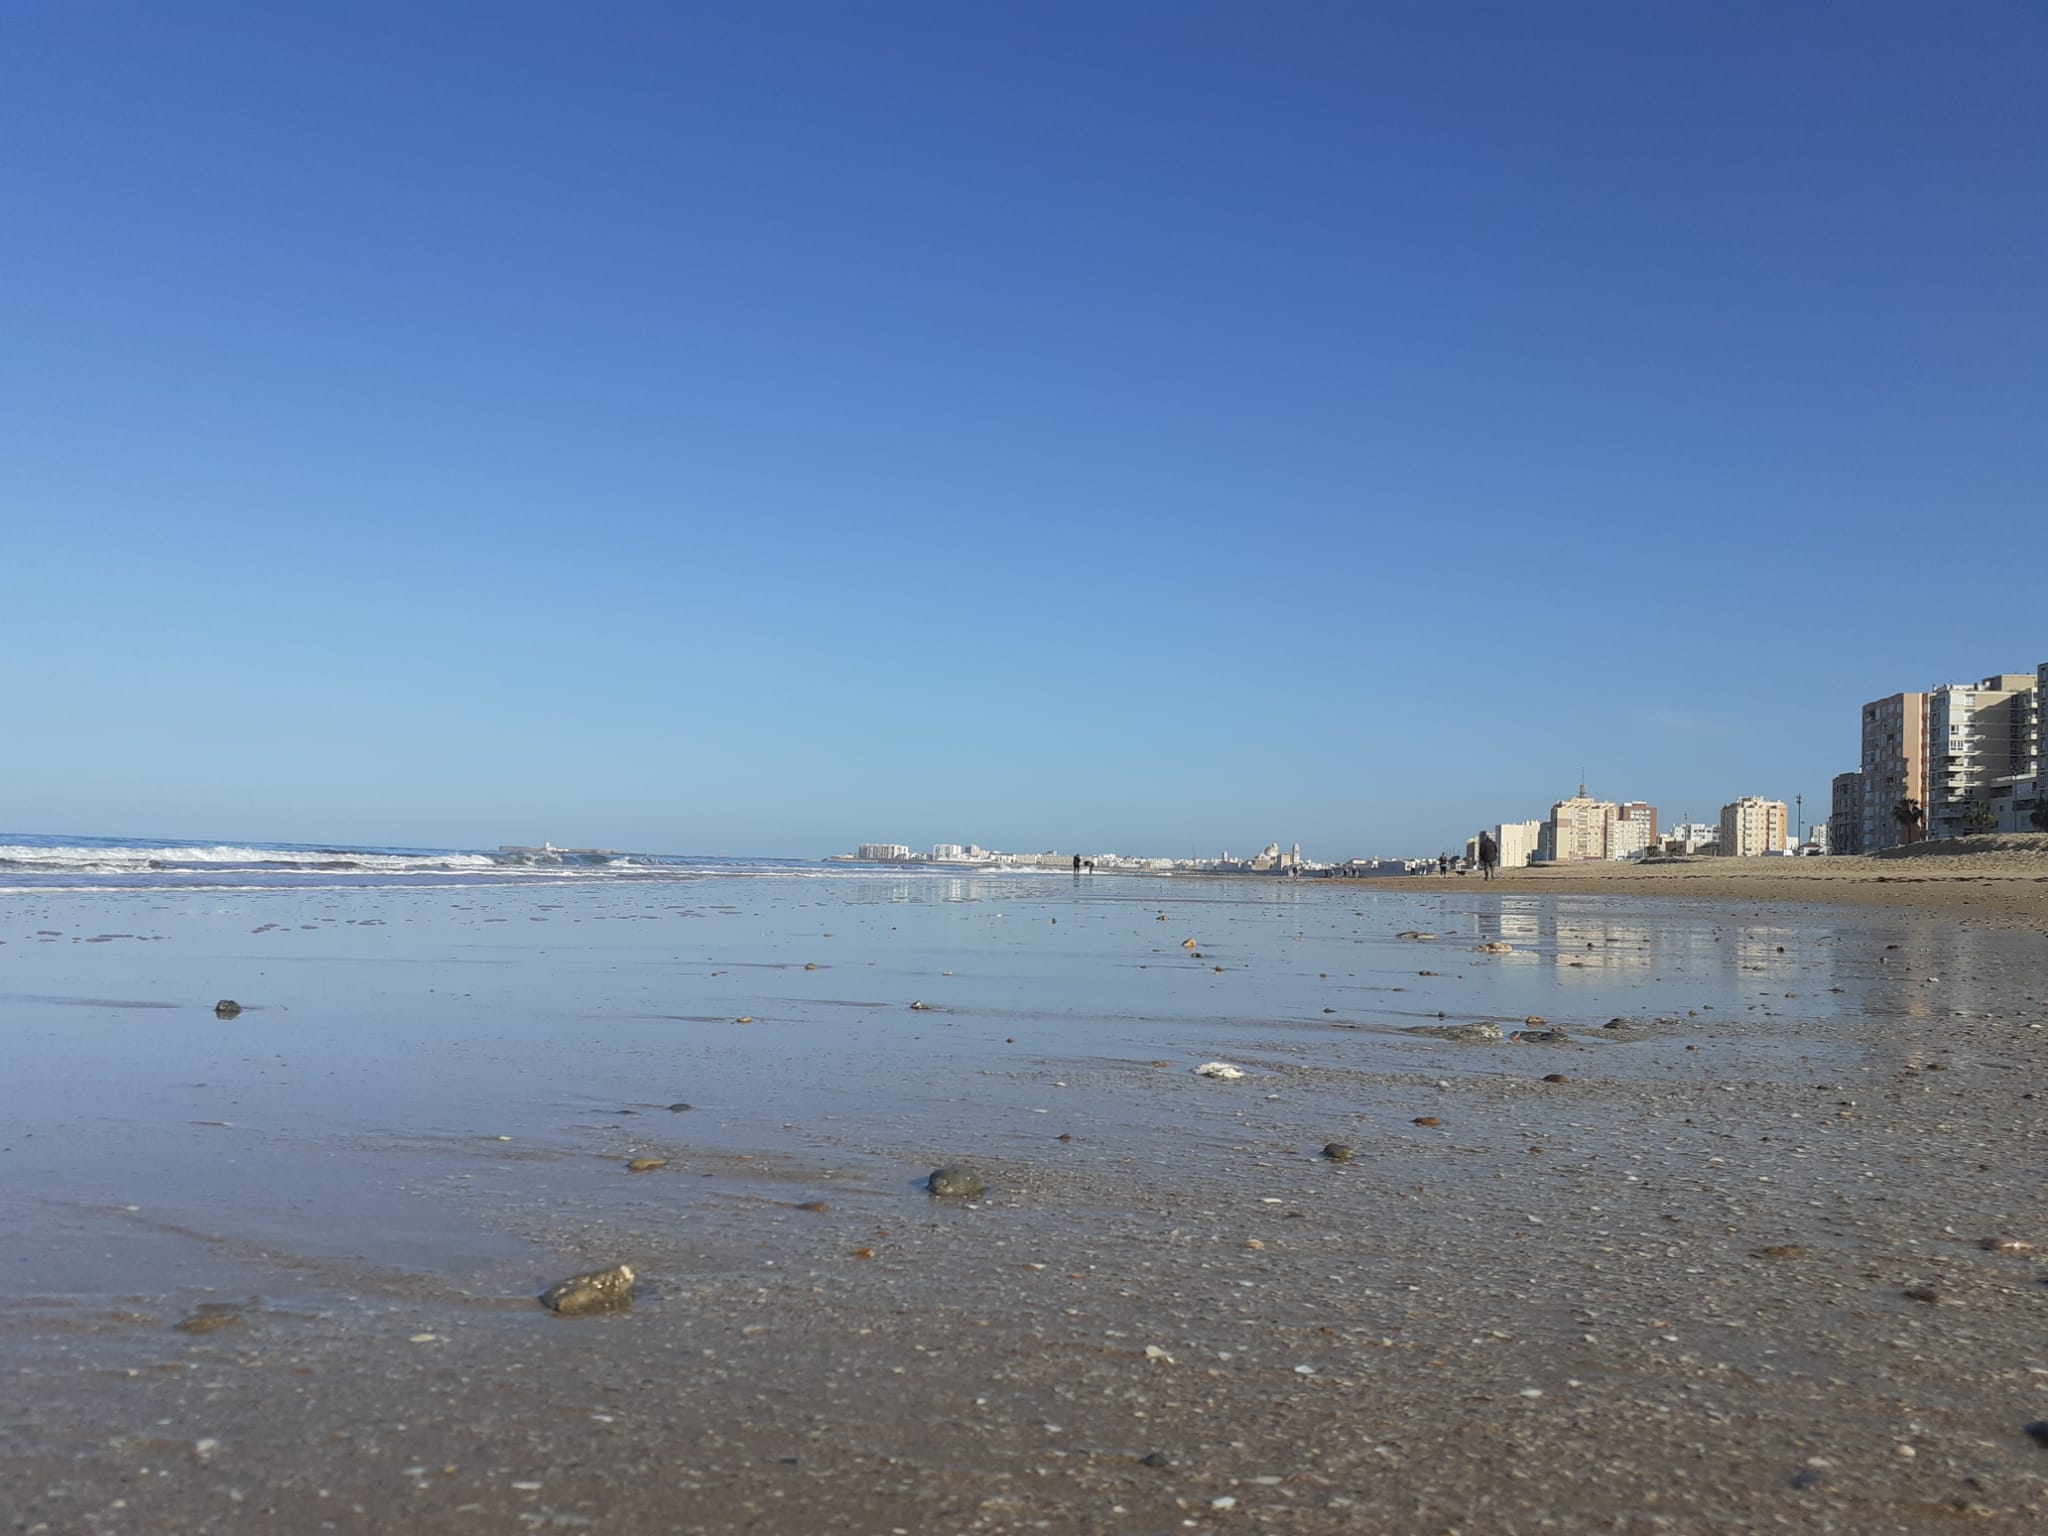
left=1466, top=902, right=1843, bottom=991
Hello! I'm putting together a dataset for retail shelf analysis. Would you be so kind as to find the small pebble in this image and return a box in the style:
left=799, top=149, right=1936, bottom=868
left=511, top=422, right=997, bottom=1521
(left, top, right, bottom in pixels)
left=1322, top=1143, right=1355, bottom=1162
left=626, top=1157, right=667, bottom=1173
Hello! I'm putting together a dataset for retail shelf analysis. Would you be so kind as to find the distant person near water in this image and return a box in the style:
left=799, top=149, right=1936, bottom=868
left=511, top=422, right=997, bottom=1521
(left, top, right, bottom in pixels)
left=1478, top=831, right=1498, bottom=880
left=1438, top=853, right=1449, bottom=875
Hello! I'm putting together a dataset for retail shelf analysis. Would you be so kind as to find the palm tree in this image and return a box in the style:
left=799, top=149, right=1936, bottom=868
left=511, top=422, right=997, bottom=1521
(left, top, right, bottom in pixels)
left=1962, top=801, right=1997, bottom=834
left=1892, top=797, right=1925, bottom=844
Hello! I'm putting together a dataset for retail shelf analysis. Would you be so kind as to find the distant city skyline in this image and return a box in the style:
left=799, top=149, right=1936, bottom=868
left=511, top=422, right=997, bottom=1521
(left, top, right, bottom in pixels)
left=4, top=5, right=2043, bottom=855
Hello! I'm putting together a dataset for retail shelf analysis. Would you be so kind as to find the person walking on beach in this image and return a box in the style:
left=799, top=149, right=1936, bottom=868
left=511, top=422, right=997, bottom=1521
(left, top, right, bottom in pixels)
left=1438, top=852, right=1449, bottom=876
left=1478, top=831, right=1499, bottom=881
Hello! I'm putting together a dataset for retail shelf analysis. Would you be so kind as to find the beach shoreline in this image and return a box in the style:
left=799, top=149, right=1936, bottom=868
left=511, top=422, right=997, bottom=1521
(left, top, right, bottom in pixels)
left=5, top=870, right=2046, bottom=1533
left=1343, top=838, right=2048, bottom=927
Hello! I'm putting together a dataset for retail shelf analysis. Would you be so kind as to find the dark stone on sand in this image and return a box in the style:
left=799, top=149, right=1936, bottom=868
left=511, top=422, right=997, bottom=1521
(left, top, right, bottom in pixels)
left=2025, top=1421, right=2048, bottom=1445
left=174, top=1304, right=245, bottom=1334
left=1902, top=1286, right=1940, bottom=1303
left=213, top=999, right=242, bottom=1018
left=667, top=1102, right=694, bottom=1112
left=909, top=1000, right=931, bottom=1011
left=1542, top=1073, right=1570, bottom=1083
left=1751, top=1245, right=1807, bottom=1260
left=926, top=1166, right=986, bottom=1199
left=1322, top=1143, right=1355, bottom=1162
left=626, top=1157, right=667, bottom=1173
left=539, top=1264, right=636, bottom=1316
left=1413, top=1116, right=1441, bottom=1127
left=1141, top=1451, right=1171, bottom=1467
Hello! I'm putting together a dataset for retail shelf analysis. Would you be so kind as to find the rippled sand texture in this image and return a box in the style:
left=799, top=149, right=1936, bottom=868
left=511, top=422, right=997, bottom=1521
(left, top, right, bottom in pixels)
left=4, top=872, right=2046, bottom=1532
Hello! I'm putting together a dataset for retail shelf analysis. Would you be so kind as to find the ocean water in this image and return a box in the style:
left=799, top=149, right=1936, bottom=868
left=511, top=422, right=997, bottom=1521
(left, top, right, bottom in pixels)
left=0, top=831, right=988, bottom=890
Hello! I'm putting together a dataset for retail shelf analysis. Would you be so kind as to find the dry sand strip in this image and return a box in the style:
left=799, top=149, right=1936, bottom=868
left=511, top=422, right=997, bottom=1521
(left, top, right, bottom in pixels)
left=1360, top=836, right=2048, bottom=928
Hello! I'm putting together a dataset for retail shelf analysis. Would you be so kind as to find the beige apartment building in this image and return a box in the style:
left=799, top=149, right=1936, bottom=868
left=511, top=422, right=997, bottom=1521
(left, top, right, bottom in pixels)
left=1858, top=691, right=1928, bottom=850
left=1609, top=802, right=1658, bottom=860
left=1927, top=674, right=2039, bottom=837
left=1548, top=786, right=1617, bottom=862
left=1719, top=796, right=1789, bottom=858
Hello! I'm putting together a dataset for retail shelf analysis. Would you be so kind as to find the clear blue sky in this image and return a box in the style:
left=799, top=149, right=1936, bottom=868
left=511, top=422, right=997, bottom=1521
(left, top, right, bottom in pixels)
left=4, top=2, right=2043, bottom=857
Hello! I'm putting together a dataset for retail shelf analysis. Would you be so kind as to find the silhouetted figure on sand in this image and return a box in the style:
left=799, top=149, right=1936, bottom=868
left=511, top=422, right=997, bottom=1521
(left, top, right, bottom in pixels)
left=1478, top=831, right=1498, bottom=880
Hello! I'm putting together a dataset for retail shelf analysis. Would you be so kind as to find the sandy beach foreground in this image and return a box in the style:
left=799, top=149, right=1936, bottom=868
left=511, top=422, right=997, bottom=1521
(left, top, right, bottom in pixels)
left=4, top=868, right=2046, bottom=1534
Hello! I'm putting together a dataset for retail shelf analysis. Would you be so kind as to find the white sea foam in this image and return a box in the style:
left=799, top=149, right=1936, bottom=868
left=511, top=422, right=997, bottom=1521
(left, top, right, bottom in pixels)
left=0, top=836, right=1083, bottom=891
left=0, top=843, right=499, bottom=873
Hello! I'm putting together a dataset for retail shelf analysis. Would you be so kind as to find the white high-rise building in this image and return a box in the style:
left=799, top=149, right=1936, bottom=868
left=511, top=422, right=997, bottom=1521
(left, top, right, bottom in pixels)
left=1493, top=820, right=1543, bottom=869
left=1608, top=802, right=1658, bottom=860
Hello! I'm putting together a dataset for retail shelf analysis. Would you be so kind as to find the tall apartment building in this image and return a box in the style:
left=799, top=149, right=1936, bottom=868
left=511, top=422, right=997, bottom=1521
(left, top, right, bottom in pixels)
left=1548, top=786, right=1618, bottom=862
left=1493, top=820, right=1543, bottom=869
left=2026, top=663, right=2048, bottom=831
left=1829, top=770, right=1865, bottom=856
left=1609, top=802, right=1658, bottom=860
left=1927, top=674, right=2039, bottom=836
left=1857, top=691, right=1929, bottom=850
left=1719, top=797, right=1788, bottom=858
left=857, top=843, right=912, bottom=861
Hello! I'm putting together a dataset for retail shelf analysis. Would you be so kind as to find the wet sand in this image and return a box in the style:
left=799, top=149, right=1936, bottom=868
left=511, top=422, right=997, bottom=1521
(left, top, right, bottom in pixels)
left=4, top=874, right=2047, bottom=1532
left=1370, top=837, right=2048, bottom=928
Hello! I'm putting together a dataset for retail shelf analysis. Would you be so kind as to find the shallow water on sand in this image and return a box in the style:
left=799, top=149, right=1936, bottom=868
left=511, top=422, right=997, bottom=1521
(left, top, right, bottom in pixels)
left=4, top=871, right=2038, bottom=1310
